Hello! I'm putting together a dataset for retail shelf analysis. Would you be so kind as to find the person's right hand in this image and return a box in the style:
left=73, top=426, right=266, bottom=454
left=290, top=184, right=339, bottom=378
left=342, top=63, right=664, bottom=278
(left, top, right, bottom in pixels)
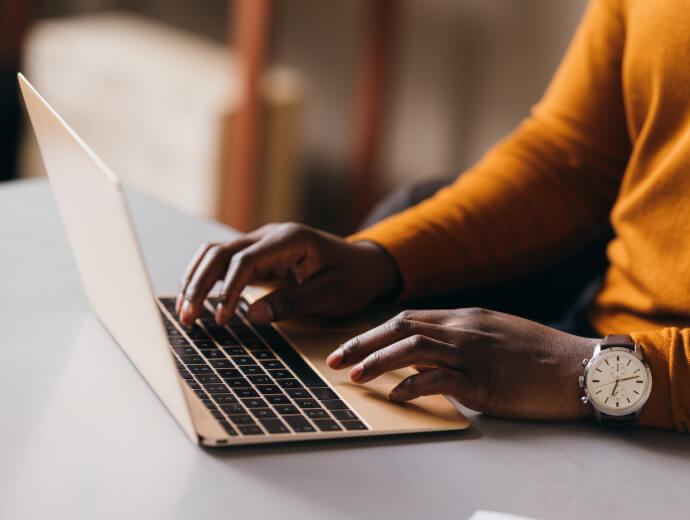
left=175, top=223, right=401, bottom=326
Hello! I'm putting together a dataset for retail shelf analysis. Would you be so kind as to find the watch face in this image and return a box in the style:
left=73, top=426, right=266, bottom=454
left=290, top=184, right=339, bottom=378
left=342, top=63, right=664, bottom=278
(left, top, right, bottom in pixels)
left=585, top=348, right=651, bottom=415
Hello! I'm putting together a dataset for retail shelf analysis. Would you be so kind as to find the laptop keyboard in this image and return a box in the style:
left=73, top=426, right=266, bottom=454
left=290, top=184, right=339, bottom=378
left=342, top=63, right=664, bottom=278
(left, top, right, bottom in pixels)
left=157, top=296, right=368, bottom=438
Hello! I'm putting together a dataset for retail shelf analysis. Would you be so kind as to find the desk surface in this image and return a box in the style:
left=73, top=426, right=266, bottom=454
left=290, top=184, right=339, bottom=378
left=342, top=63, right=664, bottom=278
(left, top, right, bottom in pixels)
left=1, top=179, right=688, bottom=520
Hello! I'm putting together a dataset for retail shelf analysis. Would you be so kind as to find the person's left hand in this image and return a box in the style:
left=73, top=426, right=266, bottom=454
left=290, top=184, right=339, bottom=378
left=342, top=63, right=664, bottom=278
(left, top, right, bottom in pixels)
left=326, top=308, right=598, bottom=420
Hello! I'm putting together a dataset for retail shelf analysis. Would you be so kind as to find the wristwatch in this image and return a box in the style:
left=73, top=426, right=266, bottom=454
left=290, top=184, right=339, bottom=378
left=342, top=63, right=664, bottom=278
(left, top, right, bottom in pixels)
left=579, top=334, right=652, bottom=423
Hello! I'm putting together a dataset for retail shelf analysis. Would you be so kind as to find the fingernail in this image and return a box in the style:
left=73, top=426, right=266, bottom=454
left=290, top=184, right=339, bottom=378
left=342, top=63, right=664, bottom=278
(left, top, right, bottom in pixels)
left=350, top=363, right=364, bottom=382
left=389, top=387, right=401, bottom=401
left=175, top=294, right=183, bottom=314
left=215, top=303, right=225, bottom=324
left=248, top=301, right=274, bottom=323
left=327, top=349, right=343, bottom=369
left=181, top=299, right=192, bottom=323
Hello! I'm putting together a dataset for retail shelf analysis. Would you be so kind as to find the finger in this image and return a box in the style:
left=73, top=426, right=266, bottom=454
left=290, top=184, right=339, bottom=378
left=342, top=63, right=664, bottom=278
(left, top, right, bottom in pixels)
left=389, top=309, right=455, bottom=325
left=327, top=317, right=458, bottom=369
left=215, top=228, right=322, bottom=323
left=245, top=272, right=341, bottom=324
left=181, top=239, right=252, bottom=324
left=348, top=335, right=461, bottom=384
left=176, top=242, right=216, bottom=313
left=389, top=367, right=471, bottom=402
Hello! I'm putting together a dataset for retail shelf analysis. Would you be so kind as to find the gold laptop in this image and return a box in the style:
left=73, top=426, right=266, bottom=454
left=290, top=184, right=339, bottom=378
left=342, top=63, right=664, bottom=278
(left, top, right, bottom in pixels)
left=18, top=73, right=468, bottom=446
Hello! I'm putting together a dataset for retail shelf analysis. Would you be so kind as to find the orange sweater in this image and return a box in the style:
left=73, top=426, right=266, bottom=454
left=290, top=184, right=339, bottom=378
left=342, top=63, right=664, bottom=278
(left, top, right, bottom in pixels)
left=350, top=0, right=690, bottom=431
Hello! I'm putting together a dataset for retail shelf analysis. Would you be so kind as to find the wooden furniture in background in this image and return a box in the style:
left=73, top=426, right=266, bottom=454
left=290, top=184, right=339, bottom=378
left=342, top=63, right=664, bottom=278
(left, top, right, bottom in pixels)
left=225, top=0, right=398, bottom=232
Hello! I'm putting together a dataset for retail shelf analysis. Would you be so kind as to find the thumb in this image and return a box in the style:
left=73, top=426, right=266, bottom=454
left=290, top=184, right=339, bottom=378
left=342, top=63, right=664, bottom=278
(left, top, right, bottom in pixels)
left=245, top=274, right=335, bottom=323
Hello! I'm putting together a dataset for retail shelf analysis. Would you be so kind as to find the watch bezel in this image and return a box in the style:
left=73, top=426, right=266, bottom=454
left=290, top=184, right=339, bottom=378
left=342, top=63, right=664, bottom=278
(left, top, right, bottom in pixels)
left=583, top=345, right=652, bottom=417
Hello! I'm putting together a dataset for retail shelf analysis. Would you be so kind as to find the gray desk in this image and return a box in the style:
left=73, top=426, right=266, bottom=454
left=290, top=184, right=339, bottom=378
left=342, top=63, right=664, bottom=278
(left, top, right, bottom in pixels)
left=1, top=179, right=687, bottom=520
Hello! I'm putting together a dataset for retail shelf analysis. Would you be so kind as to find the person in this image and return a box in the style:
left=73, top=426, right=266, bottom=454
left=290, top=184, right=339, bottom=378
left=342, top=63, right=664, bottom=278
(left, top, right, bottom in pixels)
left=175, top=0, right=689, bottom=432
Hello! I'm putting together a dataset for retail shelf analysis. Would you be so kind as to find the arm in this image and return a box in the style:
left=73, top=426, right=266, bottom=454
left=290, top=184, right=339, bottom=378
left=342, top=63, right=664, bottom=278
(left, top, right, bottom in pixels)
left=349, top=0, right=631, bottom=300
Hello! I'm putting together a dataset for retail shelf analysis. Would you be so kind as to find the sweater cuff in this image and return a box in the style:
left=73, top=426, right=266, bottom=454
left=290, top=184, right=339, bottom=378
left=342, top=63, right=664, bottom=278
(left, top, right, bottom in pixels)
left=632, top=328, right=689, bottom=432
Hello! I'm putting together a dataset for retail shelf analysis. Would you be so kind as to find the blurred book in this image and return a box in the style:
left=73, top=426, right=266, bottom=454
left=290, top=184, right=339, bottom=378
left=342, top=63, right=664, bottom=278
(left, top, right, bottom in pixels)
left=20, top=11, right=304, bottom=224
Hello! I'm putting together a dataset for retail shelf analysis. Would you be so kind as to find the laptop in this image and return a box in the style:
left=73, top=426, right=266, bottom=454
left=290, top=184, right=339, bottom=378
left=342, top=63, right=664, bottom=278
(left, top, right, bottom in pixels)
left=18, top=73, right=469, bottom=446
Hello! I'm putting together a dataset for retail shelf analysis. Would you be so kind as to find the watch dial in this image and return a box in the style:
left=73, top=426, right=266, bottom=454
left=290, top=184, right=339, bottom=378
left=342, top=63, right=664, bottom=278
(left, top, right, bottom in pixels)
left=586, top=349, right=649, bottom=414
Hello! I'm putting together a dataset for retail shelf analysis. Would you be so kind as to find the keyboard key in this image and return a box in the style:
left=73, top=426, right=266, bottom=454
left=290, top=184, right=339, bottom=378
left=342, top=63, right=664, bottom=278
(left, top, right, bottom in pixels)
left=249, top=375, right=272, bottom=385
left=240, top=365, right=265, bottom=376
left=197, top=374, right=222, bottom=384
left=204, top=384, right=231, bottom=394
left=250, top=408, right=277, bottom=419
left=228, top=414, right=256, bottom=425
left=166, top=326, right=183, bottom=337
left=341, top=420, right=367, bottom=430
left=201, top=400, right=216, bottom=410
left=194, top=389, right=209, bottom=399
left=210, top=360, right=235, bottom=370
left=254, top=324, right=327, bottom=387
left=225, top=378, right=251, bottom=388
left=178, top=369, right=194, bottom=379
left=170, top=337, right=190, bottom=346
left=305, top=408, right=329, bottom=419
left=256, top=385, right=281, bottom=395
left=310, top=388, right=339, bottom=401
left=322, top=400, right=349, bottom=411
left=284, top=415, right=315, bottom=433
left=286, top=388, right=310, bottom=399
left=239, top=425, right=264, bottom=435
left=242, top=398, right=268, bottom=408
left=294, top=398, right=320, bottom=409
left=220, top=403, right=245, bottom=414
left=172, top=346, right=196, bottom=355
left=265, top=394, right=290, bottom=405
left=235, top=388, right=259, bottom=398
left=189, top=365, right=212, bottom=375
left=254, top=350, right=276, bottom=359
left=232, top=356, right=255, bottom=365
left=185, top=379, right=200, bottom=390
left=218, top=421, right=238, bottom=436
left=195, top=340, right=216, bottom=349
left=203, top=350, right=225, bottom=359
left=223, top=346, right=247, bottom=356
left=216, top=368, right=241, bottom=378
left=268, top=369, right=291, bottom=379
left=212, top=394, right=238, bottom=404
left=274, top=404, right=300, bottom=415
left=332, top=410, right=357, bottom=421
left=179, top=354, right=204, bottom=364
left=260, top=418, right=289, bottom=434
left=211, top=410, right=224, bottom=420
left=278, top=379, right=303, bottom=389
left=313, top=419, right=342, bottom=432
left=260, top=360, right=285, bottom=370
left=244, top=341, right=268, bottom=351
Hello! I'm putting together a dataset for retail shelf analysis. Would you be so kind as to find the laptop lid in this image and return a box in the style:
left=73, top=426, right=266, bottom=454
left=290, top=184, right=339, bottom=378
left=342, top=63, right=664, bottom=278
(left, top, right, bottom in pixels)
left=18, top=74, right=198, bottom=443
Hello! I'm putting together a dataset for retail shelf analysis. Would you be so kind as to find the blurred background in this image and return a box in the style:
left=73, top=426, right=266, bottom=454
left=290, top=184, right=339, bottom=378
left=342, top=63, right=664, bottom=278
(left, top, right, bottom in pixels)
left=1, top=0, right=587, bottom=234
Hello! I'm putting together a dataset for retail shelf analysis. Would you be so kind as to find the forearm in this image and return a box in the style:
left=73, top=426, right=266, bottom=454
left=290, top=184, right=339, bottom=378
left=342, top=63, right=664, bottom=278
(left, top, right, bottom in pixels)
left=350, top=0, right=630, bottom=301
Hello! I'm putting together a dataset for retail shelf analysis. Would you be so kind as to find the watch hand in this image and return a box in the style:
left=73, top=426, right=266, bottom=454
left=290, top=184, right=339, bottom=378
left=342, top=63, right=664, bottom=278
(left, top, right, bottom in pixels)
left=611, top=379, right=619, bottom=397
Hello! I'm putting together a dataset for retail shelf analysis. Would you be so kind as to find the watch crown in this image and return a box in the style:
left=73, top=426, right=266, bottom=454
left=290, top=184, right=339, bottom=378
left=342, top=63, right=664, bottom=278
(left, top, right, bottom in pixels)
left=582, top=358, right=589, bottom=366
left=578, top=376, right=584, bottom=388
left=581, top=396, right=589, bottom=404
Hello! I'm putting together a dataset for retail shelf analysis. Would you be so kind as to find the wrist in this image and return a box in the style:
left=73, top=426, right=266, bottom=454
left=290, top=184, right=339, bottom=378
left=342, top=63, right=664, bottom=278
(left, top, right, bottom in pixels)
left=352, top=240, right=403, bottom=301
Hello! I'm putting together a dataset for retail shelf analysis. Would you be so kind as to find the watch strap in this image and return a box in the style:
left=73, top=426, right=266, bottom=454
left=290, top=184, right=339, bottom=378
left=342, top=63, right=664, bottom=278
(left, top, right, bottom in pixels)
left=600, top=334, right=635, bottom=351
left=599, top=411, right=640, bottom=424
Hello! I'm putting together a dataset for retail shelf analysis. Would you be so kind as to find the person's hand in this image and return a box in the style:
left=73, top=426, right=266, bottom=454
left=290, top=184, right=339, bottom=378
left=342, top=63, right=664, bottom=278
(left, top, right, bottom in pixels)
left=176, top=223, right=401, bottom=326
left=327, top=308, right=598, bottom=420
